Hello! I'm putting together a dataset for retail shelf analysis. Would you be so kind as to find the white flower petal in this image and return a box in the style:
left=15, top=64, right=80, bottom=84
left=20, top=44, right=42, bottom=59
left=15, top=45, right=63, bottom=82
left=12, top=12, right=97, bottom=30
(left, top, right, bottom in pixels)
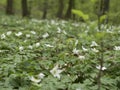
left=82, top=46, right=88, bottom=51
left=96, top=65, right=107, bottom=71
left=90, top=41, right=99, bottom=47
left=57, top=27, right=62, bottom=33
left=19, top=46, right=24, bottom=51
left=35, top=43, right=40, bottom=47
left=28, top=45, right=33, bottom=49
left=63, top=30, right=67, bottom=35
left=73, top=48, right=79, bottom=55
left=75, top=40, right=78, bottom=46
left=44, top=44, right=54, bottom=48
left=42, top=33, right=49, bottom=38
left=31, top=31, right=36, bottom=34
left=15, top=32, right=22, bottom=37
left=38, top=73, right=45, bottom=79
left=114, top=46, right=120, bottom=51
left=78, top=55, right=85, bottom=60
left=91, top=48, right=99, bottom=52
left=26, top=34, right=31, bottom=38
left=30, top=76, right=41, bottom=83
left=6, top=31, right=12, bottom=36
left=50, top=64, right=64, bottom=79
left=1, top=34, right=6, bottom=39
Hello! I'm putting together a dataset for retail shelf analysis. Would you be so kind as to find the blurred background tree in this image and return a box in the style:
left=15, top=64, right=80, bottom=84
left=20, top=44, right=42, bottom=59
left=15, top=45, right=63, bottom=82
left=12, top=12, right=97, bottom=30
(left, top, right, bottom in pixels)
left=6, top=0, right=14, bottom=15
left=21, top=0, right=30, bottom=17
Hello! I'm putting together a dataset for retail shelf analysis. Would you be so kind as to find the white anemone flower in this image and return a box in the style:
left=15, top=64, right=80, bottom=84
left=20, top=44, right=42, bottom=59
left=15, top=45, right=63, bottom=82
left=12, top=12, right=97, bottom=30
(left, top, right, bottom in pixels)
left=72, top=48, right=79, bottom=55
left=19, top=46, right=24, bottom=51
left=28, top=45, right=33, bottom=49
left=78, top=55, right=85, bottom=60
left=1, top=34, right=6, bottom=39
left=30, top=76, right=41, bottom=83
left=90, top=41, right=99, bottom=47
left=114, top=46, right=120, bottom=51
left=35, top=42, right=40, bottom=47
left=57, top=27, right=62, bottom=33
left=44, top=44, right=54, bottom=48
left=26, top=34, right=31, bottom=38
left=38, top=73, right=45, bottom=79
left=15, top=32, right=22, bottom=37
left=96, top=65, right=107, bottom=71
left=91, top=48, right=99, bottom=52
left=42, top=33, right=49, bottom=38
left=31, top=31, right=36, bottom=34
left=75, top=40, right=78, bottom=46
left=6, top=31, right=12, bottom=36
left=76, top=88, right=82, bottom=90
left=50, top=64, right=64, bottom=79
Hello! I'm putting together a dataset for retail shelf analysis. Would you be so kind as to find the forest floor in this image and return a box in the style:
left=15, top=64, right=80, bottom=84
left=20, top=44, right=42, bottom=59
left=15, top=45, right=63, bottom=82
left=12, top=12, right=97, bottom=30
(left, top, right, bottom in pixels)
left=0, top=16, right=120, bottom=90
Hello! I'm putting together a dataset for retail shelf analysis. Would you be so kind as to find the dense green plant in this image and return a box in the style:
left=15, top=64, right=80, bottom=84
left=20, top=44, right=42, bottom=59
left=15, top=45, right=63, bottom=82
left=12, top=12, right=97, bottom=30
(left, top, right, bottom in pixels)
left=0, top=16, right=120, bottom=90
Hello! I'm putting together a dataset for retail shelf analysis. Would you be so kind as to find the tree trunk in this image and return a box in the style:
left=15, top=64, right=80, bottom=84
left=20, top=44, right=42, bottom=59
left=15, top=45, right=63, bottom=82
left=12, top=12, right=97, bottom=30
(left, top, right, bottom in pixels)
left=100, top=0, right=110, bottom=15
left=56, top=0, right=64, bottom=19
left=42, top=1, right=48, bottom=19
left=6, top=0, right=14, bottom=15
left=65, top=0, right=74, bottom=19
left=21, top=0, right=30, bottom=17
left=99, top=0, right=110, bottom=23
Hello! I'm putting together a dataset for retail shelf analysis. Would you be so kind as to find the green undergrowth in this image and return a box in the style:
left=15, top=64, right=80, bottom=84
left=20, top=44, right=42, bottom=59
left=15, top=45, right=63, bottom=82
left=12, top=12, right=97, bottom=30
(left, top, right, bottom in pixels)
left=0, top=16, right=120, bottom=90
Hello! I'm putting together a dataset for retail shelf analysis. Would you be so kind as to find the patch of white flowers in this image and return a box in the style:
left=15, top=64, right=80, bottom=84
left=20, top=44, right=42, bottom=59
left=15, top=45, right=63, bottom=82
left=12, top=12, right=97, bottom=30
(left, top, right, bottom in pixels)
left=114, top=46, right=120, bottom=51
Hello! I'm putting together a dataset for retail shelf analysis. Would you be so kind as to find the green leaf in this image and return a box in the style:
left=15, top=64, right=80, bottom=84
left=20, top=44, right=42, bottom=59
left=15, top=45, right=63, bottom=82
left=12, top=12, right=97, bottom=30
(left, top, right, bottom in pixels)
left=100, top=15, right=107, bottom=23
left=90, top=0, right=97, bottom=3
left=72, top=9, right=89, bottom=21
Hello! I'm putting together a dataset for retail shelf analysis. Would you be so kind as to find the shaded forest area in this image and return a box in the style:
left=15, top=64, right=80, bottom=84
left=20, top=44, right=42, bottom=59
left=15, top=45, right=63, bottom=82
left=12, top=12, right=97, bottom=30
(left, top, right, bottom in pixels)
left=0, top=0, right=120, bottom=24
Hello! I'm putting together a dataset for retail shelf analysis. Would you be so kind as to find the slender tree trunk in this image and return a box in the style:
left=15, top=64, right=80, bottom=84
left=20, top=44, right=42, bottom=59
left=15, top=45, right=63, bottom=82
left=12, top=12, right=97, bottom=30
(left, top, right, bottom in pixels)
left=21, top=0, right=30, bottom=17
left=56, top=0, right=64, bottom=19
left=65, top=0, right=74, bottom=19
left=99, top=0, right=110, bottom=23
left=6, top=0, right=14, bottom=15
left=42, top=1, right=48, bottom=19
left=100, top=0, right=110, bottom=15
